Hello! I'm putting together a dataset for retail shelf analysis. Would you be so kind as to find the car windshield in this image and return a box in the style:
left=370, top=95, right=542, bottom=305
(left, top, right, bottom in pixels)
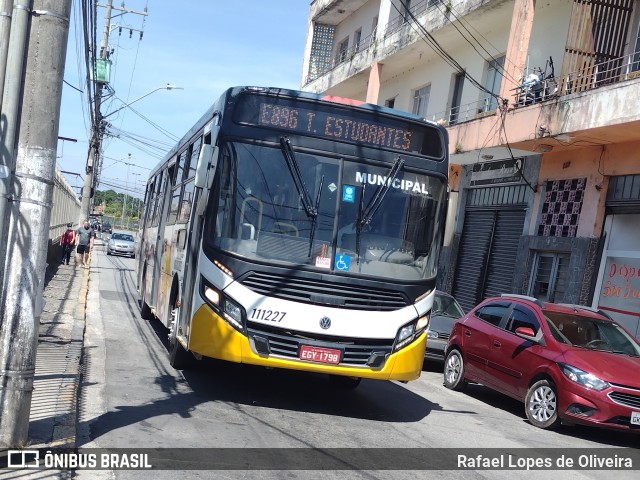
left=112, top=234, right=134, bottom=242
left=544, top=310, right=640, bottom=356
left=433, top=293, right=464, bottom=317
left=207, top=140, right=447, bottom=281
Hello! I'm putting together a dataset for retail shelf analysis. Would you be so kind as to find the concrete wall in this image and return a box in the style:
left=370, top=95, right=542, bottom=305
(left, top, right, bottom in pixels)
left=47, top=169, right=81, bottom=266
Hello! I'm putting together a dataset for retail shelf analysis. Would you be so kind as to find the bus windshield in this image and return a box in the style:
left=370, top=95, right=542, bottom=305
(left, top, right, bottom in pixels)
left=208, top=140, right=447, bottom=281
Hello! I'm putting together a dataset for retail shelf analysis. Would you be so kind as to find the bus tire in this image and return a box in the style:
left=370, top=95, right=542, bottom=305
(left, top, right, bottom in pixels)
left=328, top=375, right=361, bottom=390
left=140, top=299, right=154, bottom=321
left=169, top=336, right=195, bottom=370
left=140, top=264, right=154, bottom=320
left=168, top=305, right=196, bottom=369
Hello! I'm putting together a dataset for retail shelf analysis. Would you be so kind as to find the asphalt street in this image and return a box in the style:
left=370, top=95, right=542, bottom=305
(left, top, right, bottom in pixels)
left=74, top=240, right=639, bottom=479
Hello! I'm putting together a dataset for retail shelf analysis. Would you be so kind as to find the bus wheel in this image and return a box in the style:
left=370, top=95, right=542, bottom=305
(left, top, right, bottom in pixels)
left=168, top=306, right=196, bottom=369
left=328, top=375, right=361, bottom=390
left=139, top=265, right=154, bottom=320
left=140, top=299, right=154, bottom=321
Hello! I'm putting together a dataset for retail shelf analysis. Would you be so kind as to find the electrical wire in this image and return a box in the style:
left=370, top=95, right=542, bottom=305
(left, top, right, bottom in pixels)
left=390, top=1, right=504, bottom=105
left=432, top=0, right=521, bottom=86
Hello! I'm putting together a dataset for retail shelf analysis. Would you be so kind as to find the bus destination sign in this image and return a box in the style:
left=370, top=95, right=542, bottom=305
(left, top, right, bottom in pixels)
left=234, top=95, right=443, bottom=158
left=259, top=102, right=414, bottom=151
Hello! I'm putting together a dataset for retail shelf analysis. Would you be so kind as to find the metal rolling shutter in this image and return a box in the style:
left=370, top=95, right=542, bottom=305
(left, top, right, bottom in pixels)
left=452, top=209, right=526, bottom=312
left=483, top=210, right=526, bottom=298
left=452, top=210, right=495, bottom=312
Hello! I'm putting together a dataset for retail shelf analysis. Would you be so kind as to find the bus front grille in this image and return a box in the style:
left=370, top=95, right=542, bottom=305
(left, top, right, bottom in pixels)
left=247, top=323, right=393, bottom=367
left=239, top=271, right=408, bottom=311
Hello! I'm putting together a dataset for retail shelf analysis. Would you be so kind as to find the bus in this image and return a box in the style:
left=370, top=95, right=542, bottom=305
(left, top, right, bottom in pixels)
left=137, top=86, right=449, bottom=388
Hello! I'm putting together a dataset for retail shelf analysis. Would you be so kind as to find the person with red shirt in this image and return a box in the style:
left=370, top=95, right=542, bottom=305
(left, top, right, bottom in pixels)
left=60, top=223, right=75, bottom=265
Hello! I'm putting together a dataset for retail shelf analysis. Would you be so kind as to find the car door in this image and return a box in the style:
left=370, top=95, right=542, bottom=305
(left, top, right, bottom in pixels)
left=461, top=301, right=511, bottom=382
left=487, top=304, right=542, bottom=399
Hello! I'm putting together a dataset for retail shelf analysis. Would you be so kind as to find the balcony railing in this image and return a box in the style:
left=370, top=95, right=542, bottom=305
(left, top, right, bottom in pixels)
left=428, top=50, right=640, bottom=126
left=426, top=97, right=496, bottom=126
left=304, top=0, right=443, bottom=85
left=384, top=0, right=438, bottom=38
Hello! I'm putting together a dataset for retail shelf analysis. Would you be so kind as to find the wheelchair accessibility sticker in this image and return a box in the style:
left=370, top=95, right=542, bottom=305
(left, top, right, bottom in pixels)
left=335, top=254, right=351, bottom=271
left=342, top=185, right=355, bottom=203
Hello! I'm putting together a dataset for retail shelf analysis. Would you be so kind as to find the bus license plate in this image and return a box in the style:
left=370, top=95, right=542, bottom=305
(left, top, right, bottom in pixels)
left=299, top=345, right=341, bottom=365
left=631, top=411, right=640, bottom=426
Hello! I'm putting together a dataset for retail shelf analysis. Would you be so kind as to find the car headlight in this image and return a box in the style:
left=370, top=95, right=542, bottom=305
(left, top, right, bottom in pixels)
left=393, top=315, right=429, bottom=352
left=558, top=363, right=610, bottom=391
left=426, top=329, right=439, bottom=339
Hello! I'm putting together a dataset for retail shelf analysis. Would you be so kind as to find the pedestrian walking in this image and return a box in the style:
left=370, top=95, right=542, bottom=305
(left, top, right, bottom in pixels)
left=75, top=219, right=96, bottom=268
left=60, top=223, right=75, bottom=265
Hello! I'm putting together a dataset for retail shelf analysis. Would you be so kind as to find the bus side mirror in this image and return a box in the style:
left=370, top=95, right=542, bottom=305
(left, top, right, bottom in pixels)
left=195, top=143, right=219, bottom=189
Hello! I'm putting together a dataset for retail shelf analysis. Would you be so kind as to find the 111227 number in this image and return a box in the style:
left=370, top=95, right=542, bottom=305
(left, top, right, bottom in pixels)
left=250, top=308, right=287, bottom=323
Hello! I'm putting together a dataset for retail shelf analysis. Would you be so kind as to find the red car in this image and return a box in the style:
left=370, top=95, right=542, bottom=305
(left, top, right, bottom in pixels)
left=444, top=294, right=640, bottom=432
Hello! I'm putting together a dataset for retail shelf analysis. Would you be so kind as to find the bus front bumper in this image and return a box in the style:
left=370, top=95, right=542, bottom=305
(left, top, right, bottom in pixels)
left=188, top=304, right=425, bottom=381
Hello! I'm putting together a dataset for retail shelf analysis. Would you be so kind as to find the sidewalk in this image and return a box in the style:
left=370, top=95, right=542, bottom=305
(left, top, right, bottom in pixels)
left=26, top=247, right=94, bottom=449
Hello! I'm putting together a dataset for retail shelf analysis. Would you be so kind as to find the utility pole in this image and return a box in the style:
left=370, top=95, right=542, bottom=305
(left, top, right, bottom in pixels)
left=79, top=0, right=112, bottom=222
left=0, top=0, right=73, bottom=448
left=80, top=0, right=147, bottom=222
left=0, top=0, right=33, bottom=325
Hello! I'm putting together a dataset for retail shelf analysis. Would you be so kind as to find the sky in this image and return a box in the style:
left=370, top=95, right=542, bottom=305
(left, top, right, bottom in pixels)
left=57, top=0, right=311, bottom=200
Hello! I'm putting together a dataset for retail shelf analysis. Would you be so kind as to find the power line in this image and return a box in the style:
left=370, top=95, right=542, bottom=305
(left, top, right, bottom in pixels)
left=432, top=0, right=520, bottom=86
left=390, top=1, right=505, bottom=104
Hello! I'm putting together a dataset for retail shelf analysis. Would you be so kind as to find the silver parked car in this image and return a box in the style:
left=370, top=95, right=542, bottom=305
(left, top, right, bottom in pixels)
left=425, top=291, right=464, bottom=361
left=106, top=232, right=136, bottom=258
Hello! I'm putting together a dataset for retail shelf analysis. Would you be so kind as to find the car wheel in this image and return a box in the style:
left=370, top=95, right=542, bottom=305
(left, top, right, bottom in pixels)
left=106, top=250, right=110, bottom=256
left=328, top=375, right=361, bottom=389
left=443, top=349, right=467, bottom=391
left=525, top=379, right=561, bottom=429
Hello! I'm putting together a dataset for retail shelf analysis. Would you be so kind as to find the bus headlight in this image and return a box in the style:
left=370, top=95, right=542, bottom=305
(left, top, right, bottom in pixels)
left=200, top=277, right=245, bottom=333
left=393, top=315, right=429, bottom=352
left=204, top=286, right=221, bottom=306
left=416, top=314, right=429, bottom=332
left=223, top=298, right=243, bottom=327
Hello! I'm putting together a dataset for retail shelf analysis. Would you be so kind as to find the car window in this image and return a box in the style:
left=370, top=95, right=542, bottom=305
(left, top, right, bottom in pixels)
left=122, top=235, right=134, bottom=242
left=433, top=293, right=465, bottom=317
left=111, top=234, right=121, bottom=240
left=475, top=304, right=509, bottom=326
left=506, top=306, right=540, bottom=334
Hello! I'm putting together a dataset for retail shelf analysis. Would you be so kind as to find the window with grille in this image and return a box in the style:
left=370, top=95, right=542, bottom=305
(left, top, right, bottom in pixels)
left=538, top=178, right=585, bottom=237
left=528, top=252, right=569, bottom=303
left=412, top=84, right=430, bottom=118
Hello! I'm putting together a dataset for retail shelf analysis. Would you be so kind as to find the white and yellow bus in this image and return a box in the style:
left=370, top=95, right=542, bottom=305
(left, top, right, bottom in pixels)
left=137, top=86, right=449, bottom=388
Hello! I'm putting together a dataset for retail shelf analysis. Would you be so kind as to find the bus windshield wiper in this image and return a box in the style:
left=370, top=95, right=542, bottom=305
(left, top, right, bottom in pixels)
left=280, top=137, right=321, bottom=257
left=279, top=137, right=317, bottom=219
left=308, top=175, right=324, bottom=256
left=355, top=156, right=404, bottom=260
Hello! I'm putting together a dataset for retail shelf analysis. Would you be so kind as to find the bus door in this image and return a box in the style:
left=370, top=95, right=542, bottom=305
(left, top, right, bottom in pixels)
left=137, top=180, right=155, bottom=290
left=151, top=163, right=176, bottom=323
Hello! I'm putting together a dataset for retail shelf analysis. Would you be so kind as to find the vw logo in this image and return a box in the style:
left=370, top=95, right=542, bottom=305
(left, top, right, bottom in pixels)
left=319, top=316, right=331, bottom=330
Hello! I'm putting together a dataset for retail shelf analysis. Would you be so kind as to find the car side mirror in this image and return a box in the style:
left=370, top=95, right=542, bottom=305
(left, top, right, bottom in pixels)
left=515, top=326, right=543, bottom=344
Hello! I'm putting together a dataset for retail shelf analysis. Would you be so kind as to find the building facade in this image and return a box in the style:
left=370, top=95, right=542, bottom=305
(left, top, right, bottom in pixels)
left=302, top=0, right=640, bottom=337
